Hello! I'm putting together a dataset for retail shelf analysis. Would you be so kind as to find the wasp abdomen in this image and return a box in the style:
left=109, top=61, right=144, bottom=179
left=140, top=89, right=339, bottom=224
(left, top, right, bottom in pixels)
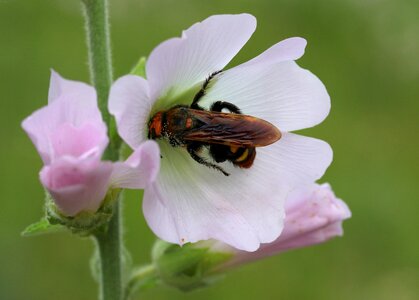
left=209, top=144, right=256, bottom=168
left=233, top=147, right=256, bottom=168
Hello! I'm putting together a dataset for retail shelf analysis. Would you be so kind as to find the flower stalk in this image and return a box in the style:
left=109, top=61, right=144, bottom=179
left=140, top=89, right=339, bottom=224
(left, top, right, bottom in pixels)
left=94, top=202, right=123, bottom=300
left=81, top=0, right=123, bottom=299
left=82, top=0, right=120, bottom=161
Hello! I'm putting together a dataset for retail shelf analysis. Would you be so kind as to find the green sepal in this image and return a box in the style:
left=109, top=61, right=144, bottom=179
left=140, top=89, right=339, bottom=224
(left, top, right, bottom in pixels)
left=21, top=188, right=120, bottom=237
left=151, top=240, right=233, bottom=292
left=130, top=56, right=147, bottom=78
left=44, top=188, right=121, bottom=237
left=22, top=189, right=121, bottom=237
left=21, top=218, right=66, bottom=237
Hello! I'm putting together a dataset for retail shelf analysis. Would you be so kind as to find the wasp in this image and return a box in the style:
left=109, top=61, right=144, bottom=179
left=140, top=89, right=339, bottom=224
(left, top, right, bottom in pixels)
left=148, top=71, right=281, bottom=176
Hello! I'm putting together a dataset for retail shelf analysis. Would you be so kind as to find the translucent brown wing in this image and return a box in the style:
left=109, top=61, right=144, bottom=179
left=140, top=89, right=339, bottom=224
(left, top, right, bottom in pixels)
left=181, top=109, right=281, bottom=147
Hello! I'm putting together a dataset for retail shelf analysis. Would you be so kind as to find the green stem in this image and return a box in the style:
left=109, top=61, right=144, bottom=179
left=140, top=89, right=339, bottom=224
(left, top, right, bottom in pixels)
left=94, top=202, right=123, bottom=300
left=81, top=0, right=123, bottom=299
left=82, top=0, right=121, bottom=161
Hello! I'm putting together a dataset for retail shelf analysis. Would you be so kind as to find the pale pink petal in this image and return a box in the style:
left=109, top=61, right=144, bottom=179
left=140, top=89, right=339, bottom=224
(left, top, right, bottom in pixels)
left=40, top=156, right=113, bottom=216
left=22, top=72, right=106, bottom=164
left=47, top=77, right=103, bottom=127
left=143, top=133, right=332, bottom=251
left=110, top=141, right=161, bottom=189
left=48, top=70, right=96, bottom=104
left=238, top=37, right=307, bottom=68
left=226, top=183, right=350, bottom=265
left=146, top=14, right=256, bottom=104
left=271, top=222, right=345, bottom=252
left=108, top=75, right=151, bottom=149
left=200, top=60, right=330, bottom=132
left=261, top=133, right=333, bottom=186
left=143, top=140, right=278, bottom=251
left=275, top=183, right=351, bottom=251
left=50, top=122, right=108, bottom=161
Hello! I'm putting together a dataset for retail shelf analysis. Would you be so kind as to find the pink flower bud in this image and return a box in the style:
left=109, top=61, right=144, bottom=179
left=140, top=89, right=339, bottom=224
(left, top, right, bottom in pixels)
left=218, top=183, right=351, bottom=267
left=40, top=156, right=113, bottom=216
left=22, top=71, right=160, bottom=216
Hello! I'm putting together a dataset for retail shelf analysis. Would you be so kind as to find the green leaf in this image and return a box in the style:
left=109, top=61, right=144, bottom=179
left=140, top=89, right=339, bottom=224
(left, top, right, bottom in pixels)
left=21, top=218, right=66, bottom=237
left=130, top=56, right=147, bottom=78
left=124, top=265, right=159, bottom=300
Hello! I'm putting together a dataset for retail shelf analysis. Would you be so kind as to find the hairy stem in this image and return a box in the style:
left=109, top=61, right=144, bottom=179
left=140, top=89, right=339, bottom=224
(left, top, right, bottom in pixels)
left=82, top=0, right=121, bottom=161
left=81, top=0, right=123, bottom=299
left=94, top=203, right=123, bottom=300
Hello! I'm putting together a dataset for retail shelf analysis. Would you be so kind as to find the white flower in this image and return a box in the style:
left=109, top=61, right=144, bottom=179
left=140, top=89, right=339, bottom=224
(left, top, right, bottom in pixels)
left=109, top=14, right=332, bottom=251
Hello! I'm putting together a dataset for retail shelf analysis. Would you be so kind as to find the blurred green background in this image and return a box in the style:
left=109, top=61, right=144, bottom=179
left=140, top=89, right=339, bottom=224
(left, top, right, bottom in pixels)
left=1, top=0, right=418, bottom=299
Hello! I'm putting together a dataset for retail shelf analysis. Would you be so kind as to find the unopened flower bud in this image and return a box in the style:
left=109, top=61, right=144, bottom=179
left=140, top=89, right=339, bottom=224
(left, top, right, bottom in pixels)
left=219, top=183, right=351, bottom=268
left=151, top=240, right=233, bottom=291
left=22, top=71, right=160, bottom=233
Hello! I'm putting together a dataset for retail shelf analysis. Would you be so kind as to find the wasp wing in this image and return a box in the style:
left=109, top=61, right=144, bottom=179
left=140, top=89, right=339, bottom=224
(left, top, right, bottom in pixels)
left=182, top=109, right=281, bottom=147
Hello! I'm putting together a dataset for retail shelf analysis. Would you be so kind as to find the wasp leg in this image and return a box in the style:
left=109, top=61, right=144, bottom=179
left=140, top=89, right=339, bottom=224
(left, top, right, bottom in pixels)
left=210, top=101, right=242, bottom=114
left=186, top=143, right=230, bottom=176
left=191, top=70, right=223, bottom=110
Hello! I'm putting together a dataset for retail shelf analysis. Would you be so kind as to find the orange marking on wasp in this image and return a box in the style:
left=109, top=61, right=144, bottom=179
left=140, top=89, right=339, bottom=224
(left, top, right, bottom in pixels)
left=230, top=146, right=239, bottom=153
left=148, top=112, right=162, bottom=138
left=185, top=117, right=193, bottom=129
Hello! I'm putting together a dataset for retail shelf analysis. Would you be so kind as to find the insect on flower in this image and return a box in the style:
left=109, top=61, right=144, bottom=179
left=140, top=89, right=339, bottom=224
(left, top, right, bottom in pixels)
left=109, top=14, right=333, bottom=251
left=148, top=71, right=282, bottom=176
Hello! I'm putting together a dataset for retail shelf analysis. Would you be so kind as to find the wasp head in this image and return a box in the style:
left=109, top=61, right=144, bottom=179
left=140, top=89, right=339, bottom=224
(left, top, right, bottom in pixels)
left=148, top=111, right=164, bottom=140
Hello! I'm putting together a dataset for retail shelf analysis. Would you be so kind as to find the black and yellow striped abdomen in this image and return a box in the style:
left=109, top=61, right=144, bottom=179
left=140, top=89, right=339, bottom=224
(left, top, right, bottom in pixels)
left=210, top=144, right=256, bottom=169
